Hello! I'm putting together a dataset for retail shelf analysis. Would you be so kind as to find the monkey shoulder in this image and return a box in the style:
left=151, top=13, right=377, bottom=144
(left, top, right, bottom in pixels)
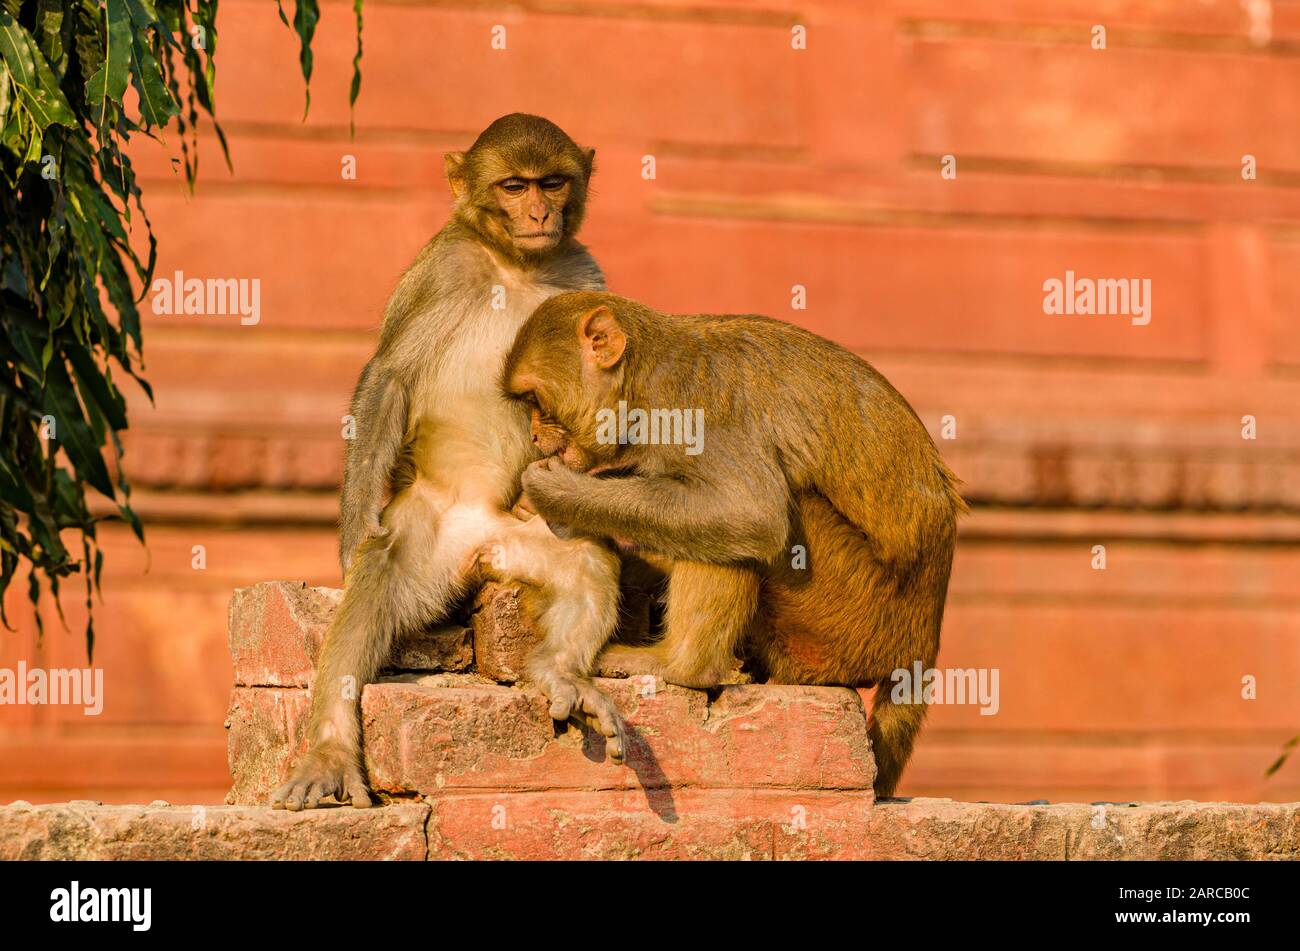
left=548, top=242, right=605, bottom=292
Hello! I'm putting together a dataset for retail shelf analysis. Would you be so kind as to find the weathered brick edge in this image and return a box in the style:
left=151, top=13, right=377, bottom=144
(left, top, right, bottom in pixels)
left=227, top=677, right=877, bottom=804
left=2, top=800, right=1296, bottom=860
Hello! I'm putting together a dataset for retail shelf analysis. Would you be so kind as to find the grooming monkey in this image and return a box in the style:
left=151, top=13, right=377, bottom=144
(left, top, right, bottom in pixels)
left=493, top=291, right=967, bottom=796
left=272, top=115, right=627, bottom=811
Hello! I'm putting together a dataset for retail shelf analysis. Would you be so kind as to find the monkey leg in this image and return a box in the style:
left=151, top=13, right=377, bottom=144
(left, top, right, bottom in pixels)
left=479, top=517, right=628, bottom=762
left=597, top=561, right=759, bottom=688
left=273, top=488, right=514, bottom=810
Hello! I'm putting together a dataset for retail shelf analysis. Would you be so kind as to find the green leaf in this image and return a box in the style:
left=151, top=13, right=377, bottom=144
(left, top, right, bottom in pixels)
left=85, top=0, right=131, bottom=112
left=128, top=30, right=176, bottom=127
left=35, top=0, right=65, bottom=65
left=0, top=12, right=75, bottom=129
left=1266, top=734, right=1299, bottom=778
left=349, top=0, right=363, bottom=129
left=291, top=0, right=319, bottom=117
left=41, top=358, right=115, bottom=498
left=1, top=303, right=48, bottom=384
left=122, top=0, right=164, bottom=30
left=0, top=61, right=11, bottom=127
left=67, top=344, right=128, bottom=431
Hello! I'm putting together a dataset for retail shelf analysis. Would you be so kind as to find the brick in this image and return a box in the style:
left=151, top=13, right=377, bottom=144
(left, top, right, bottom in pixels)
left=229, top=582, right=339, bottom=687
left=0, top=802, right=428, bottom=860
left=225, top=688, right=311, bottom=805
left=859, top=799, right=1300, bottom=861
left=427, top=789, right=875, bottom=860
left=228, top=581, right=472, bottom=687
left=470, top=583, right=541, bottom=683
left=226, top=678, right=875, bottom=804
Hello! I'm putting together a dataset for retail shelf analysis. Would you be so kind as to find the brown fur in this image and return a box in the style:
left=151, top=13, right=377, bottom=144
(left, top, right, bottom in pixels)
left=502, top=291, right=966, bottom=796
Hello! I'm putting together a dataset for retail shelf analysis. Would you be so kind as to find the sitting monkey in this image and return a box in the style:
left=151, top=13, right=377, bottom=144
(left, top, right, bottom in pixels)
left=485, top=291, right=967, bottom=797
left=273, top=116, right=629, bottom=811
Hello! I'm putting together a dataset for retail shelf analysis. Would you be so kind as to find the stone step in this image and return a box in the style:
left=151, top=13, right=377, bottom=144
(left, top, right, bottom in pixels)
left=227, top=675, right=876, bottom=803
left=4, top=800, right=1297, bottom=861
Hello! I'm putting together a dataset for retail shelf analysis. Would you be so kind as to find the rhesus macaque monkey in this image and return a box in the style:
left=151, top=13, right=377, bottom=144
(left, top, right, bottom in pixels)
left=495, top=291, right=967, bottom=796
left=272, top=115, right=627, bottom=811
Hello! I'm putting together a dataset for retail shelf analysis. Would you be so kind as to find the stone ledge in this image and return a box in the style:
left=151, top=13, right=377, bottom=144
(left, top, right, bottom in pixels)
left=2, top=800, right=1295, bottom=861
left=227, top=676, right=876, bottom=804
left=0, top=802, right=429, bottom=861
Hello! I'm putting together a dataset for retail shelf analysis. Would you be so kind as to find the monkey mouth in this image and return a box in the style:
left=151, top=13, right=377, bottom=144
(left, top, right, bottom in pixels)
left=513, top=232, right=560, bottom=240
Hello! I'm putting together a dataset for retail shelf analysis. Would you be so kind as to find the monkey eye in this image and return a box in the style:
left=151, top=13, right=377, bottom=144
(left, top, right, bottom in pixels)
left=510, top=389, right=538, bottom=408
left=499, top=179, right=528, bottom=194
left=539, top=176, right=567, bottom=192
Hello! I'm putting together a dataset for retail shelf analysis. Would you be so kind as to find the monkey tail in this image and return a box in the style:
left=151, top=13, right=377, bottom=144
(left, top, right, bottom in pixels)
left=866, top=685, right=931, bottom=798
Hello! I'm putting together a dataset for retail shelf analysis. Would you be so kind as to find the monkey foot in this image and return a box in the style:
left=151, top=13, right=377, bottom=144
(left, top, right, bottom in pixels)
left=271, top=743, right=373, bottom=811
left=597, top=645, right=740, bottom=689
left=530, top=669, right=627, bottom=764
left=596, top=644, right=669, bottom=681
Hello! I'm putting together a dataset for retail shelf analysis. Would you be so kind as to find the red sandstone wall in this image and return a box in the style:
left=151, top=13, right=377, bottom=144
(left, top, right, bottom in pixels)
left=3, top=0, right=1299, bottom=805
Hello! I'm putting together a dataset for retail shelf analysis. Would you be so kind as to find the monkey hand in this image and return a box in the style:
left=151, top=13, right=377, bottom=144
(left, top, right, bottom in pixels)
left=520, top=455, right=585, bottom=517
left=271, top=741, right=372, bottom=811
left=527, top=662, right=628, bottom=764
left=510, top=492, right=539, bottom=520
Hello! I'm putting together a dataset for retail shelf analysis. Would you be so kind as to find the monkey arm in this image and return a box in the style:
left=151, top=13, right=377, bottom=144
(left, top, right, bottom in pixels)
left=522, top=456, right=789, bottom=565
left=338, top=359, right=409, bottom=572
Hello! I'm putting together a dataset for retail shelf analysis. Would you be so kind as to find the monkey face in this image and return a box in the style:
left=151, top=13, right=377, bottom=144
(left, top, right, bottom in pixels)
left=493, top=175, right=572, bottom=253
left=443, top=115, right=595, bottom=263
left=530, top=405, right=569, bottom=455
left=529, top=406, right=594, bottom=471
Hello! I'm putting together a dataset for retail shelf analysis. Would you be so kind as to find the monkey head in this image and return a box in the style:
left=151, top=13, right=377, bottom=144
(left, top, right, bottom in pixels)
left=501, top=291, right=634, bottom=467
left=444, top=114, right=595, bottom=262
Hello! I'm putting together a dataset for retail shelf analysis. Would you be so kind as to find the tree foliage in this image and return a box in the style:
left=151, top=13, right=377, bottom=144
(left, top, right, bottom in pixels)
left=0, top=0, right=360, bottom=657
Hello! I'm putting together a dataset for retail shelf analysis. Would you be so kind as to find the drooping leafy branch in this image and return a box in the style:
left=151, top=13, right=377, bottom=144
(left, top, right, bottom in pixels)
left=0, top=0, right=361, bottom=658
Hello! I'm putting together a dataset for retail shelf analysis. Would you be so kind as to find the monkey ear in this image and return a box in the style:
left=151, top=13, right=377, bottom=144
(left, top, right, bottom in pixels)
left=583, top=148, right=596, bottom=178
left=578, top=305, right=626, bottom=370
left=443, top=152, right=467, bottom=199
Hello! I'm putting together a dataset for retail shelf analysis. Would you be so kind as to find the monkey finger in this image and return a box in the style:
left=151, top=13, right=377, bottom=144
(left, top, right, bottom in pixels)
left=345, top=774, right=373, bottom=809
left=583, top=711, right=626, bottom=764
left=547, top=686, right=578, bottom=723
left=276, top=781, right=309, bottom=812
left=303, top=781, right=330, bottom=810
left=575, top=689, right=627, bottom=763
